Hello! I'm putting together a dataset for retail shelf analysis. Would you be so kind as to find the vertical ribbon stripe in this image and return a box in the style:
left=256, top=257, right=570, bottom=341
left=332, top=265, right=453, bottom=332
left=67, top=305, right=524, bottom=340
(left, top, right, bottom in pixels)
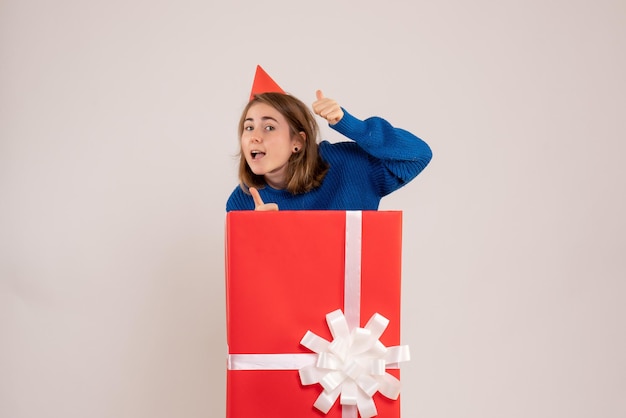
left=343, top=210, right=362, bottom=330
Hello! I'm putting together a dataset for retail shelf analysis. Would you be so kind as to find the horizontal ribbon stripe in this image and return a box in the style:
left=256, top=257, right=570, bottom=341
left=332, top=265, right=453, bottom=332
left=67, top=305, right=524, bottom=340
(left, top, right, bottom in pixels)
left=227, top=355, right=402, bottom=371
left=228, top=353, right=317, bottom=370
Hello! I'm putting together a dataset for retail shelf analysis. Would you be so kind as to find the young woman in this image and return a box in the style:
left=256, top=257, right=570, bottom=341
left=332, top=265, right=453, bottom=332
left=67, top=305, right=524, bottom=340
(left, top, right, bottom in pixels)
left=226, top=89, right=432, bottom=211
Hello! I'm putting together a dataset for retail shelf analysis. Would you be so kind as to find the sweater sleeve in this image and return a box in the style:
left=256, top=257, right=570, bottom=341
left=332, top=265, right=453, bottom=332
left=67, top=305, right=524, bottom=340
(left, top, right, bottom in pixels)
left=329, top=108, right=432, bottom=196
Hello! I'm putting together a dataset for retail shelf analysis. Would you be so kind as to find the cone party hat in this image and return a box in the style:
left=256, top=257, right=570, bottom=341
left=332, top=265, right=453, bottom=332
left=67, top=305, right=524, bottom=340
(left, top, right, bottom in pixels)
left=249, top=65, right=285, bottom=100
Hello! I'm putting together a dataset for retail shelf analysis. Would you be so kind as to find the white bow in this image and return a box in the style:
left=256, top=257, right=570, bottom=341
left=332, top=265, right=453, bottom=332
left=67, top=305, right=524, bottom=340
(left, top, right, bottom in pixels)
left=299, top=309, right=410, bottom=418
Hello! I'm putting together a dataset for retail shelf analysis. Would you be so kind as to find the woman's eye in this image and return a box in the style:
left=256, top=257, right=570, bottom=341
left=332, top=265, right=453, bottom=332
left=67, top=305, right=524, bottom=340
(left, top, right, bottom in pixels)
left=244, top=126, right=253, bottom=131
left=264, top=126, right=275, bottom=131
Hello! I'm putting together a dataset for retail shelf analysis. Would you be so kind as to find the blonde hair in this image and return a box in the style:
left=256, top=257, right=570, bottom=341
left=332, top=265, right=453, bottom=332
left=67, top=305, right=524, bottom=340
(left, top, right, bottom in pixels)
left=237, top=93, right=329, bottom=194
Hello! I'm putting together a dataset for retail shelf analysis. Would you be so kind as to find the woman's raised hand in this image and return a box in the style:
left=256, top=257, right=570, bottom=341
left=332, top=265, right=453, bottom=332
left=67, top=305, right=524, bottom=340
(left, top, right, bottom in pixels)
left=312, top=90, right=344, bottom=125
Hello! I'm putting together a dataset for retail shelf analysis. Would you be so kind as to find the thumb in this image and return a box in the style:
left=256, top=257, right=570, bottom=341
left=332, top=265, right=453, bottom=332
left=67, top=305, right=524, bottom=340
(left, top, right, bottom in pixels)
left=316, top=90, right=324, bottom=100
left=249, top=187, right=264, bottom=208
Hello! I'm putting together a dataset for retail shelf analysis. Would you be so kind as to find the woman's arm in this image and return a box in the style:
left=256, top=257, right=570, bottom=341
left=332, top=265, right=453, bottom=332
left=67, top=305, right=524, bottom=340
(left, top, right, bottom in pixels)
left=330, top=108, right=432, bottom=195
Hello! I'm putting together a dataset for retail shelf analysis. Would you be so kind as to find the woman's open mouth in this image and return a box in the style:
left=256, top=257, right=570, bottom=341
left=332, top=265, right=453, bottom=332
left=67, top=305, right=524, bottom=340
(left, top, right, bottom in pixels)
left=250, top=150, right=266, bottom=160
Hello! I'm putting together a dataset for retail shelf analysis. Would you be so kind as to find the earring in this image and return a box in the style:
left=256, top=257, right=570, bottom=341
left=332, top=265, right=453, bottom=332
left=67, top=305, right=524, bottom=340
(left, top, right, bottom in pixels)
left=294, top=147, right=299, bottom=152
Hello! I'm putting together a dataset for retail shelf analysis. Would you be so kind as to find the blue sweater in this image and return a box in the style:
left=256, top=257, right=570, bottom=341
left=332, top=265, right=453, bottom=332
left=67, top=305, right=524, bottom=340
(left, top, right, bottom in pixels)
left=225, top=109, right=432, bottom=211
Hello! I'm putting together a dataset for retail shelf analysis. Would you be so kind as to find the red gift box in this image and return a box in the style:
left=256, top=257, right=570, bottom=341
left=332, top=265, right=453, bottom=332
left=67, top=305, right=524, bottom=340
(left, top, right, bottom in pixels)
left=225, top=211, right=408, bottom=418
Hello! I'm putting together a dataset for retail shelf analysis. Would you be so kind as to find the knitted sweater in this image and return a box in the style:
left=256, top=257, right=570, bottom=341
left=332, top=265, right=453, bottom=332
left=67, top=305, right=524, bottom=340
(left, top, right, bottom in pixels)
left=225, top=108, right=432, bottom=211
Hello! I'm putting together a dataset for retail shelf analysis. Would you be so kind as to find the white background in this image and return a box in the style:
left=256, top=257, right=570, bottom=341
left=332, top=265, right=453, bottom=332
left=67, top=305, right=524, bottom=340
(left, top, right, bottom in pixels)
left=1, top=0, right=625, bottom=417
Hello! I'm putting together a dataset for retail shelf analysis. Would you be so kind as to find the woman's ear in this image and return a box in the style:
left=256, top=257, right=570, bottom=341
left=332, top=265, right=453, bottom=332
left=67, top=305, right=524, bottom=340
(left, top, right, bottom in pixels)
left=293, top=131, right=306, bottom=152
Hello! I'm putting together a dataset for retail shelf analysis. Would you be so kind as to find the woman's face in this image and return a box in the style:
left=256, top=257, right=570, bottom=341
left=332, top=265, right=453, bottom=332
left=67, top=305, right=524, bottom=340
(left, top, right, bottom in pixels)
left=241, top=102, right=302, bottom=189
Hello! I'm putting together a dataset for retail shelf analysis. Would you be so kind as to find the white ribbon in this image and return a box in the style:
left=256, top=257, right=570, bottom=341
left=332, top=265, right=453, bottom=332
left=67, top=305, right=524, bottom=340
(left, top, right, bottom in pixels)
left=344, top=211, right=363, bottom=330
left=227, top=211, right=410, bottom=418
left=298, top=309, right=410, bottom=418
left=228, top=353, right=317, bottom=370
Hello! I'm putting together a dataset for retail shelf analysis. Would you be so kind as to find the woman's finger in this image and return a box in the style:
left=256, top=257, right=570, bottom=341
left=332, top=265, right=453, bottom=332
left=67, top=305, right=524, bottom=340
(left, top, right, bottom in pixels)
left=250, top=187, right=264, bottom=208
